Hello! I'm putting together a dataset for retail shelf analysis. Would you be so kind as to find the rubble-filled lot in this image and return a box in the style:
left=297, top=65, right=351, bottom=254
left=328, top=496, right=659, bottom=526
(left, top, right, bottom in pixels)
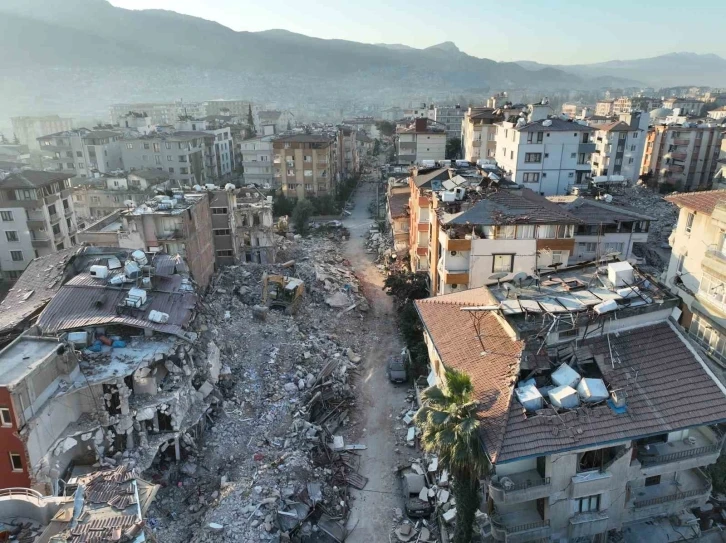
left=146, top=222, right=401, bottom=542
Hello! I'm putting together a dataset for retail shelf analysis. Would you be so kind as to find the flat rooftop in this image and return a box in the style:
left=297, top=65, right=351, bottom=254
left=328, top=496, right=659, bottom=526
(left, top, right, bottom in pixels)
left=0, top=337, right=61, bottom=387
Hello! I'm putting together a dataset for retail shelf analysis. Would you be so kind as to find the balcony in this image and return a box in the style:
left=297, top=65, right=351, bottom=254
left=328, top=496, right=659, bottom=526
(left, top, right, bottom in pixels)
left=489, top=471, right=551, bottom=504
left=568, top=510, right=609, bottom=539
left=441, top=234, right=471, bottom=252
left=672, top=152, right=687, bottom=161
left=49, top=212, right=60, bottom=224
left=26, top=213, right=46, bottom=229
left=571, top=470, right=613, bottom=498
left=628, top=469, right=711, bottom=519
left=674, top=139, right=690, bottom=146
left=579, top=143, right=596, bottom=154
left=53, top=230, right=64, bottom=243
left=491, top=504, right=550, bottom=543
left=64, top=206, right=73, bottom=217
left=634, top=428, right=722, bottom=476
left=30, top=233, right=51, bottom=247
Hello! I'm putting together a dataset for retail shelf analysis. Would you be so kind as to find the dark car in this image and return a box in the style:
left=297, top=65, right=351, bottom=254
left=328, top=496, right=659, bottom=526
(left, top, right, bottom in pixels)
left=401, top=471, right=435, bottom=518
left=387, top=347, right=410, bottom=383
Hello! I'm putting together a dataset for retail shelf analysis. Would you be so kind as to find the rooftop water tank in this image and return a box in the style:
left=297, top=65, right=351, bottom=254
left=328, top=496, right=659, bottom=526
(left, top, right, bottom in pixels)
left=89, top=265, right=109, bottom=279
left=124, top=261, right=141, bottom=279
left=131, top=250, right=148, bottom=266
left=549, top=385, right=580, bottom=409
left=515, top=383, right=543, bottom=412
left=577, top=378, right=609, bottom=403
left=551, top=364, right=581, bottom=389
left=608, top=261, right=634, bottom=287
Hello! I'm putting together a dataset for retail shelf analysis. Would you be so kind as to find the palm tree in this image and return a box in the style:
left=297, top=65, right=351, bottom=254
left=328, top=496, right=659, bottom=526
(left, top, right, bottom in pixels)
left=415, top=368, right=489, bottom=543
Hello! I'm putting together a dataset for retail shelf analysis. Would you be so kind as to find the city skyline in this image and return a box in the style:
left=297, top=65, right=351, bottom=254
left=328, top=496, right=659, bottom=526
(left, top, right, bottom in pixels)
left=108, top=0, right=726, bottom=64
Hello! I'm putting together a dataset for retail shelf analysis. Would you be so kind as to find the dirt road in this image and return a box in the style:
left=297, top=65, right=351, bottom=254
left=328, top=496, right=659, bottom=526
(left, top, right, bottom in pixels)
left=342, top=178, right=409, bottom=542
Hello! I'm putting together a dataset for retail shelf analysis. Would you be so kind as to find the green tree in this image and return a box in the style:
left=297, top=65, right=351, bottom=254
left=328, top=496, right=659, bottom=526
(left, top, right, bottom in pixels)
left=272, top=191, right=295, bottom=217
left=292, top=199, right=314, bottom=234
left=415, top=369, right=489, bottom=543
left=446, top=137, right=462, bottom=160
left=286, top=119, right=293, bottom=131
left=246, top=104, right=256, bottom=138
left=375, top=120, right=396, bottom=137
left=383, top=271, right=430, bottom=374
left=372, top=139, right=381, bottom=155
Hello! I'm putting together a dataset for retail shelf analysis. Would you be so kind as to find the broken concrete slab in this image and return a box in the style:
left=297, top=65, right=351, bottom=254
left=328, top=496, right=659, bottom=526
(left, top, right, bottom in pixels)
left=325, top=291, right=350, bottom=308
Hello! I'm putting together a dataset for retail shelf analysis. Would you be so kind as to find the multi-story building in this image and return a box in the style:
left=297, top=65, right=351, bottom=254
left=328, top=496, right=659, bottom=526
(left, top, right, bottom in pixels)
left=595, top=100, right=615, bottom=117
left=641, top=123, right=724, bottom=191
left=37, top=129, right=89, bottom=176
left=461, top=108, right=505, bottom=163
left=340, top=117, right=380, bottom=139
left=77, top=193, right=214, bottom=287
left=664, top=190, right=726, bottom=365
left=109, top=101, right=204, bottom=126
left=258, top=110, right=295, bottom=134
left=561, top=103, right=595, bottom=119
left=708, top=106, right=726, bottom=121
left=239, top=134, right=276, bottom=188
left=235, top=188, right=275, bottom=264
left=612, top=96, right=661, bottom=115
left=10, top=116, right=74, bottom=150
left=429, top=105, right=465, bottom=141
left=549, top=195, right=653, bottom=262
left=426, top=187, right=580, bottom=296
left=396, top=118, right=447, bottom=165
left=337, top=126, right=358, bottom=178
left=496, top=117, right=595, bottom=195
left=588, top=113, right=648, bottom=183
left=662, top=97, right=705, bottom=116
left=175, top=120, right=234, bottom=181
left=72, top=173, right=167, bottom=222
left=204, top=99, right=253, bottom=117
left=387, top=178, right=410, bottom=254
left=0, top=171, right=78, bottom=281
left=416, top=266, right=726, bottom=542
left=273, top=134, right=337, bottom=199
left=122, top=132, right=206, bottom=186
left=407, top=167, right=452, bottom=272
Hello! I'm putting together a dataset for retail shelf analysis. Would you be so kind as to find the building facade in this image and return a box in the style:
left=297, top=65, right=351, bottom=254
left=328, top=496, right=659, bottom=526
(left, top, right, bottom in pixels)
left=429, top=105, right=465, bottom=141
left=122, top=133, right=206, bottom=186
left=496, top=117, right=594, bottom=195
left=642, top=124, right=724, bottom=191
left=595, top=100, right=614, bottom=117
left=662, top=98, right=705, bottom=116
left=11, top=116, right=74, bottom=151
left=461, top=108, right=505, bottom=163
left=588, top=113, right=648, bottom=183
left=273, top=135, right=337, bottom=199
left=396, top=118, right=447, bottom=165
left=0, top=171, right=78, bottom=281
left=37, top=129, right=125, bottom=177
left=238, top=135, right=275, bottom=188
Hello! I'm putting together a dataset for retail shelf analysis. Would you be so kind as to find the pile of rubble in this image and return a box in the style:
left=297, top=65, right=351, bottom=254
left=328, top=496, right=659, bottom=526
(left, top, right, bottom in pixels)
left=610, top=183, right=679, bottom=272
left=146, top=234, right=374, bottom=543
left=365, top=225, right=396, bottom=275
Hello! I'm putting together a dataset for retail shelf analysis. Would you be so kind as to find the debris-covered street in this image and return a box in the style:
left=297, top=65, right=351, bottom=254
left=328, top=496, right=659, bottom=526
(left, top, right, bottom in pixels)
left=146, top=171, right=410, bottom=543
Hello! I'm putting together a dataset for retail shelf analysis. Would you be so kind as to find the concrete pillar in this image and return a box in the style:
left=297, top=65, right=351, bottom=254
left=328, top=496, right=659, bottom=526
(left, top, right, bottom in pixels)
left=174, top=437, right=181, bottom=461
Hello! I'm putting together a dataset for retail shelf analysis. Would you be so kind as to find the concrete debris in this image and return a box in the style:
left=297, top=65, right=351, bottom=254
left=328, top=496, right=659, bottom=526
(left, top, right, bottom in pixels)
left=146, top=232, right=373, bottom=543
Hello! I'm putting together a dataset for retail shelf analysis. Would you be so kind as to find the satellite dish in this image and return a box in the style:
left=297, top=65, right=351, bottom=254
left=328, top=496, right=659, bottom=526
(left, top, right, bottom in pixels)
left=488, top=271, right=509, bottom=289
left=511, top=271, right=528, bottom=286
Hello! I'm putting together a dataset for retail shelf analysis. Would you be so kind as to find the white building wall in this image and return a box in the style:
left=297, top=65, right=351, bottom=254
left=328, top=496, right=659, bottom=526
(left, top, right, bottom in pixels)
left=469, top=238, right=537, bottom=287
left=0, top=207, right=36, bottom=275
left=415, top=133, right=446, bottom=162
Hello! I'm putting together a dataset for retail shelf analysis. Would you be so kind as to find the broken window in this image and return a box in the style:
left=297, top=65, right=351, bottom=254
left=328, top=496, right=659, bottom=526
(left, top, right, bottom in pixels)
left=577, top=445, right=621, bottom=473
left=103, top=384, right=121, bottom=416
left=158, top=411, right=173, bottom=432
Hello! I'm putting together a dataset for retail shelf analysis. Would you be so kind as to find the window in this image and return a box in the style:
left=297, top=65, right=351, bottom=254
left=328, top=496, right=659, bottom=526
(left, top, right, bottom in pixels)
left=525, top=153, right=542, bottom=163
left=568, top=172, right=574, bottom=178
left=571, top=153, right=576, bottom=158
left=603, top=242, right=624, bottom=254
left=62, top=199, right=69, bottom=210
left=304, top=155, right=312, bottom=162
left=153, top=143, right=160, bottom=152
left=522, top=172, right=540, bottom=183
left=212, top=207, right=228, bottom=215
left=4, top=270, right=21, bottom=280
left=496, top=225, right=516, bottom=239
left=579, top=242, right=598, bottom=252
left=0, top=211, right=12, bottom=222
left=615, top=158, right=622, bottom=166
left=168, top=167, right=175, bottom=173
left=154, top=155, right=161, bottom=165
left=15, top=189, right=35, bottom=201
left=178, top=155, right=187, bottom=162
left=9, top=453, right=22, bottom=472
left=90, top=196, right=101, bottom=204
left=577, top=495, right=600, bottom=513
left=78, top=162, right=84, bottom=169
left=216, top=250, right=234, bottom=257
left=126, top=143, right=133, bottom=149
left=528, top=132, right=544, bottom=143
left=48, top=204, right=57, bottom=217
left=493, top=254, right=514, bottom=273
left=165, top=142, right=171, bottom=150
left=516, top=225, right=534, bottom=239
left=633, top=132, right=638, bottom=138
left=685, top=212, right=694, bottom=233
left=213, top=229, right=231, bottom=236
left=556, top=224, right=574, bottom=238
left=551, top=250, right=564, bottom=265
left=5, top=231, right=18, bottom=242
left=167, top=155, right=173, bottom=162
left=0, top=407, right=11, bottom=426
left=179, top=167, right=188, bottom=174
left=303, top=170, right=313, bottom=177
left=143, top=143, right=150, bottom=150
left=66, top=163, right=74, bottom=169
left=10, top=250, right=23, bottom=262
left=76, top=151, right=83, bottom=157
left=52, top=224, right=61, bottom=235
left=536, top=225, right=556, bottom=239
left=630, top=145, right=636, bottom=152
left=142, top=154, right=148, bottom=161
left=645, top=475, right=661, bottom=487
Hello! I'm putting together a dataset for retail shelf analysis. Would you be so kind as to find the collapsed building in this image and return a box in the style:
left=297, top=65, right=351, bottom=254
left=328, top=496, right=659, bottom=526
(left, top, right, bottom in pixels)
left=415, top=260, right=726, bottom=541
left=0, top=247, right=219, bottom=496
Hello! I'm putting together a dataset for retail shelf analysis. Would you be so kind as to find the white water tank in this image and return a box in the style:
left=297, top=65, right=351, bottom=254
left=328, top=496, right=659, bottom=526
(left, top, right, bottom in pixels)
left=549, top=385, right=580, bottom=409
left=89, top=265, right=109, bottom=279
left=577, top=378, right=609, bottom=403
left=131, top=250, right=148, bottom=266
left=608, top=261, right=634, bottom=286
left=552, top=364, right=581, bottom=389
left=594, top=299, right=618, bottom=314
left=148, top=310, right=169, bottom=324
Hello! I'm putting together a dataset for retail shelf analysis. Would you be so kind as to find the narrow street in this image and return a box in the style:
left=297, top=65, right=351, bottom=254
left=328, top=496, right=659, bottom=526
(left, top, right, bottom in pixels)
left=342, top=176, right=410, bottom=542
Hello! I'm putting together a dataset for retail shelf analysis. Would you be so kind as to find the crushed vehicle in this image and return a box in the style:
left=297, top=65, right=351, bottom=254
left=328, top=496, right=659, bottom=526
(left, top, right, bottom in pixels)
left=387, top=347, right=411, bottom=384
left=401, top=468, right=435, bottom=518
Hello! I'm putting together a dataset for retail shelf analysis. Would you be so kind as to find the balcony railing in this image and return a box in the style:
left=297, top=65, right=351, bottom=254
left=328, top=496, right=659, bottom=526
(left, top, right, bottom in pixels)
left=674, top=139, right=690, bottom=146
left=633, top=485, right=710, bottom=509
left=637, top=444, right=720, bottom=466
left=491, top=517, right=550, bottom=534
left=491, top=476, right=550, bottom=493
left=64, top=207, right=73, bottom=217
left=49, top=212, right=60, bottom=223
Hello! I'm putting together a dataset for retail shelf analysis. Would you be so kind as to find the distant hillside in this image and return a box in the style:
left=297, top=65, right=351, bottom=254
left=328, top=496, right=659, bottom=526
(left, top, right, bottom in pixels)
left=516, top=53, right=726, bottom=87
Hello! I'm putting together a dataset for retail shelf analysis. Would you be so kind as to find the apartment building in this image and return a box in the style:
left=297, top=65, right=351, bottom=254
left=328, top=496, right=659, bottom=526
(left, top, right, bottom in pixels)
left=235, top=188, right=275, bottom=264
left=37, top=129, right=89, bottom=176
left=396, top=118, right=446, bottom=165
left=662, top=97, right=705, bottom=116
left=428, top=105, right=465, bottom=140
left=175, top=120, right=234, bottom=181
left=407, top=167, right=452, bottom=272
left=612, top=96, right=661, bottom=115
left=109, top=101, right=205, bottom=126
left=122, top=132, right=206, bottom=186
left=273, top=134, right=337, bottom=199
left=337, top=126, right=359, bottom=178
left=258, top=110, right=294, bottom=134
left=11, top=116, right=74, bottom=150
left=416, top=262, right=726, bottom=542
left=427, top=188, right=580, bottom=296
left=595, top=100, right=615, bottom=117
left=496, top=117, right=595, bottom=195
left=0, top=171, right=78, bottom=281
left=340, top=117, right=380, bottom=139
left=664, top=190, right=726, bottom=367
left=588, top=113, right=648, bottom=183
left=387, top=178, right=410, bottom=254
left=461, top=108, right=505, bottom=163
left=77, top=193, right=214, bottom=288
left=72, top=173, right=167, bottom=222
left=550, top=195, right=653, bottom=262
left=642, top=123, right=724, bottom=191
left=709, top=106, right=726, bottom=121
left=238, top=134, right=275, bottom=188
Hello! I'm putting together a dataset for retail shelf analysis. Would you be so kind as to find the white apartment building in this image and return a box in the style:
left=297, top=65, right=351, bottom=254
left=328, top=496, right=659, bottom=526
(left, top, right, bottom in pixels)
left=396, top=118, right=446, bottom=164
left=0, top=171, right=78, bottom=280
left=496, top=117, right=594, bottom=195
left=428, top=105, right=465, bottom=141
left=239, top=135, right=275, bottom=188
left=662, top=98, right=705, bottom=116
left=175, top=120, right=234, bottom=181
left=665, top=190, right=726, bottom=366
left=122, top=133, right=206, bottom=186
left=11, top=116, right=74, bottom=150
left=588, top=112, right=648, bottom=183
left=461, top=108, right=504, bottom=163
left=37, top=129, right=124, bottom=177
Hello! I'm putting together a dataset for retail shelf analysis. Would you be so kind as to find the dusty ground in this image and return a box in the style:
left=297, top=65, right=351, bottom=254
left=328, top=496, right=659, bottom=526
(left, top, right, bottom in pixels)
left=342, top=178, right=409, bottom=543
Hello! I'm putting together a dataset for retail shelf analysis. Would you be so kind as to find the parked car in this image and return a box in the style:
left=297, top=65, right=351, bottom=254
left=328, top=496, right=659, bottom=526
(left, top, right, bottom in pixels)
left=387, top=347, right=410, bottom=383
left=401, top=469, right=435, bottom=518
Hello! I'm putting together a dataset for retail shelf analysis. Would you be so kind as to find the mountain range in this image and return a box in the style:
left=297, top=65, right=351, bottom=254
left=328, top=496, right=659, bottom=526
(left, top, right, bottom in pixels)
left=0, top=0, right=723, bottom=123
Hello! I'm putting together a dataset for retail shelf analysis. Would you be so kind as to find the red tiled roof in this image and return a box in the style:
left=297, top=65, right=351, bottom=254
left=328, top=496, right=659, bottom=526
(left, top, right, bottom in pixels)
left=415, top=289, right=524, bottom=463
left=665, top=190, right=726, bottom=215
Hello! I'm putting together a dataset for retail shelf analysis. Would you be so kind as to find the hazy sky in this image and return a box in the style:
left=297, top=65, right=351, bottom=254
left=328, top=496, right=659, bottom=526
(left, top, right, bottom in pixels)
left=108, top=0, right=726, bottom=64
